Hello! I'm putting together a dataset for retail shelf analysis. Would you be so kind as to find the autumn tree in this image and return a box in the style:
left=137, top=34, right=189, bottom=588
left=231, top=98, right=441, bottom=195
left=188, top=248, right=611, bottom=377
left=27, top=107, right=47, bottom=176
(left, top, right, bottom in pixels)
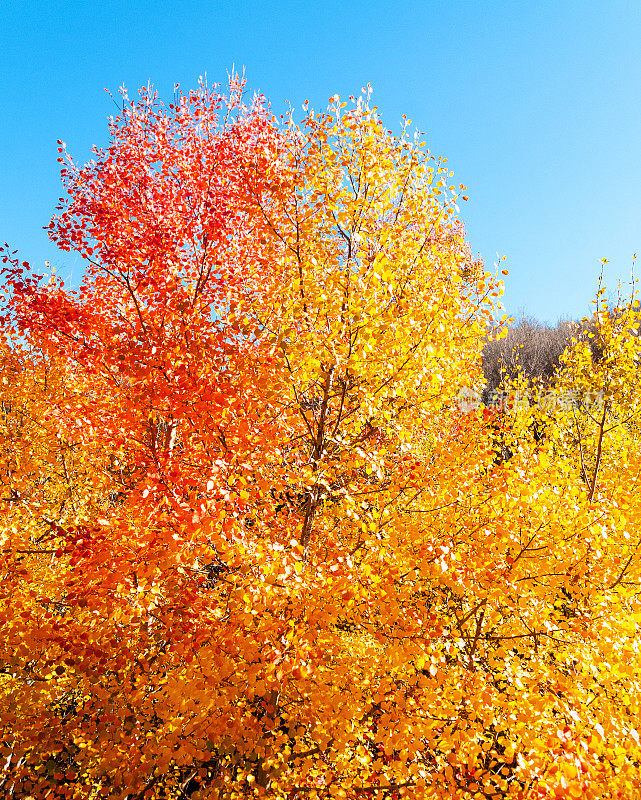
left=2, top=77, right=641, bottom=800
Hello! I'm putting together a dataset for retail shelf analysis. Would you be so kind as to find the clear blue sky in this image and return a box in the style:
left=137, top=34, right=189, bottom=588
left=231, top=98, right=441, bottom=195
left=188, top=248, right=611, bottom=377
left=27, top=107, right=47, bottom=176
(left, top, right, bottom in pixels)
left=2, top=0, right=641, bottom=323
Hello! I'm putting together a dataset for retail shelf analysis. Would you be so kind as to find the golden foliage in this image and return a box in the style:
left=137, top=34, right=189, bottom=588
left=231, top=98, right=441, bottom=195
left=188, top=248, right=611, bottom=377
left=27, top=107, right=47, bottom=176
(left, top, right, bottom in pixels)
left=1, top=81, right=640, bottom=800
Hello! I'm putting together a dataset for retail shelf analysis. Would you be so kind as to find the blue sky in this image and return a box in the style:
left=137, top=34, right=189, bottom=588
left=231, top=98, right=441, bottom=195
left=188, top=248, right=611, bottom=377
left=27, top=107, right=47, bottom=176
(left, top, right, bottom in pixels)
left=2, top=0, right=641, bottom=323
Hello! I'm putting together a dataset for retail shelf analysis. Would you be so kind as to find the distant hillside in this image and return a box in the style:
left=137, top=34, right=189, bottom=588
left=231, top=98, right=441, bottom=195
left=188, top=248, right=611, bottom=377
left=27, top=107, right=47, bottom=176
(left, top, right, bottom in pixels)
left=482, top=317, right=576, bottom=401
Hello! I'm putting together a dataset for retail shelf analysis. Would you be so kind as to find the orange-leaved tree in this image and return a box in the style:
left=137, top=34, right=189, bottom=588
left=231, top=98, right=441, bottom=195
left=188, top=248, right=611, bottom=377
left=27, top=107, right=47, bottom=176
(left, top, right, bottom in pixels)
left=2, top=78, right=641, bottom=800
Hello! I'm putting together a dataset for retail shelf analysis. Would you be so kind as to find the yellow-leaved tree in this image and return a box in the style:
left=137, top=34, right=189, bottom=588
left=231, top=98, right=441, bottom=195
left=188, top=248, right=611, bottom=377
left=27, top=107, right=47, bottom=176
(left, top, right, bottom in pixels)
left=1, top=80, right=641, bottom=800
